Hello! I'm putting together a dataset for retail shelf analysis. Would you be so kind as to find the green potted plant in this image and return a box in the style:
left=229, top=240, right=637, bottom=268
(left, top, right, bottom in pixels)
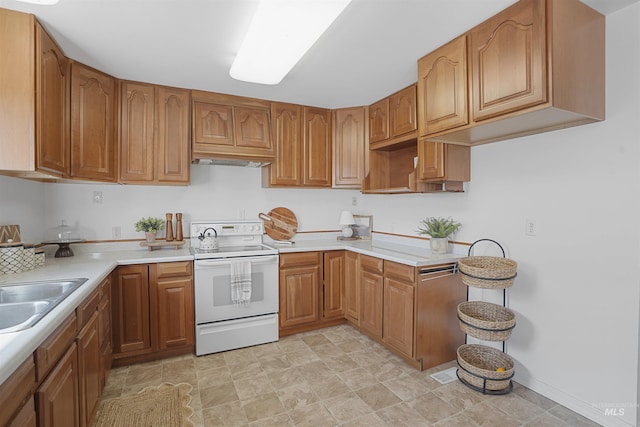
left=135, top=217, right=165, bottom=243
left=417, top=216, right=462, bottom=254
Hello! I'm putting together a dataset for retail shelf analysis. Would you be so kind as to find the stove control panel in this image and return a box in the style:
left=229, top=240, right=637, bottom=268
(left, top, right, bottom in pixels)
left=190, top=221, right=264, bottom=239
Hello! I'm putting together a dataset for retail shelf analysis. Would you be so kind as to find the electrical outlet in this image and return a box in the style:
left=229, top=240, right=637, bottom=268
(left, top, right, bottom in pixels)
left=112, top=226, right=121, bottom=239
left=93, top=191, right=103, bottom=204
left=525, top=219, right=537, bottom=236
left=352, top=196, right=357, bottom=206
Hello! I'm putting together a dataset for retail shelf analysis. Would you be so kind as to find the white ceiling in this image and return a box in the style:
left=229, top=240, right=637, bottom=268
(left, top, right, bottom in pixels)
left=0, top=0, right=637, bottom=109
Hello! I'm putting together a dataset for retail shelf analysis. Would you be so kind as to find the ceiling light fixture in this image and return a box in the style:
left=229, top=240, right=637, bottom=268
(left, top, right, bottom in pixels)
left=15, top=0, right=59, bottom=4
left=230, top=0, right=352, bottom=85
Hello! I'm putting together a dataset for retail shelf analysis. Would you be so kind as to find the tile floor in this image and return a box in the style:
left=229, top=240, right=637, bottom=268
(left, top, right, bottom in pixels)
left=101, top=324, right=601, bottom=426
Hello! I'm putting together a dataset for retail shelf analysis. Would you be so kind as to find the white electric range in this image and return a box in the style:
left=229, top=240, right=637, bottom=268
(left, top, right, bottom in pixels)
left=189, top=220, right=279, bottom=355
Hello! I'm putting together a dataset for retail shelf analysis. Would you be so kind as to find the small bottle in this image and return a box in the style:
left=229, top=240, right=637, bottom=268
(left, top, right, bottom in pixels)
left=165, top=213, right=174, bottom=242
left=175, top=213, right=183, bottom=242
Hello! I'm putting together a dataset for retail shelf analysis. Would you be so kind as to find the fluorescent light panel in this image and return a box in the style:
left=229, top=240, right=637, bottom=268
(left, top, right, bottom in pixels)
left=15, top=0, right=59, bottom=4
left=230, top=0, right=352, bottom=85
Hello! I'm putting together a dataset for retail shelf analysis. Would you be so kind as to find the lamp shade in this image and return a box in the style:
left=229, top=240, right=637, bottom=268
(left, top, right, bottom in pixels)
left=339, top=211, right=355, bottom=226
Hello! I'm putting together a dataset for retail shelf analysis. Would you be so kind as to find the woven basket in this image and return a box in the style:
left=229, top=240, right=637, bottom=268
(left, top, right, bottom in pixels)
left=457, top=344, right=514, bottom=391
left=458, top=256, right=517, bottom=289
left=457, top=301, right=516, bottom=341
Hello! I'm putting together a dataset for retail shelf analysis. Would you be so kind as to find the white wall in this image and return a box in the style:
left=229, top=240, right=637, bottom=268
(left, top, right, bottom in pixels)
left=0, top=175, right=45, bottom=243
left=0, top=4, right=637, bottom=426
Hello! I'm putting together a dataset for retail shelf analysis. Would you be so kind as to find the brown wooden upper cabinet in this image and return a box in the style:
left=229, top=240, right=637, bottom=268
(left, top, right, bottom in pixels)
left=119, top=82, right=190, bottom=185
left=263, top=102, right=303, bottom=186
left=333, top=106, right=367, bottom=189
left=417, top=35, right=468, bottom=137
left=420, top=0, right=605, bottom=145
left=264, top=104, right=332, bottom=187
left=37, top=24, right=70, bottom=178
left=192, top=91, right=274, bottom=163
left=70, top=62, right=117, bottom=182
left=0, top=9, right=71, bottom=178
left=303, top=107, right=332, bottom=187
left=368, top=85, right=417, bottom=150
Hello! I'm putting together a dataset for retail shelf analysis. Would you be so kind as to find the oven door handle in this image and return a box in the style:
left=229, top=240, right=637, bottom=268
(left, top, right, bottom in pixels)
left=195, top=255, right=279, bottom=266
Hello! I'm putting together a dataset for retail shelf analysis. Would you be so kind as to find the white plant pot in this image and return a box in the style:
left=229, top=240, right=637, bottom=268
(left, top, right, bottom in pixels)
left=430, top=237, right=449, bottom=254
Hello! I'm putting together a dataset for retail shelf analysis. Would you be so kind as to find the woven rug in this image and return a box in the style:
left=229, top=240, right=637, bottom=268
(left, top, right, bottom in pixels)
left=94, top=383, right=194, bottom=427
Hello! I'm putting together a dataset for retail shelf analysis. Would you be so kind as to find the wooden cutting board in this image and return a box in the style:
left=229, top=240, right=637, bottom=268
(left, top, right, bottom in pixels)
left=259, top=207, right=298, bottom=241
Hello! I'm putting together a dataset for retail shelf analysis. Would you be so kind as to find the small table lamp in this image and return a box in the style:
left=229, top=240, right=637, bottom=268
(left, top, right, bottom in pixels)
left=338, top=211, right=356, bottom=238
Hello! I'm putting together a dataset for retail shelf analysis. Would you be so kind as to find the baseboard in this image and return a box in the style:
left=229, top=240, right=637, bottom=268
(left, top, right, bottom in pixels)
left=514, top=372, right=635, bottom=427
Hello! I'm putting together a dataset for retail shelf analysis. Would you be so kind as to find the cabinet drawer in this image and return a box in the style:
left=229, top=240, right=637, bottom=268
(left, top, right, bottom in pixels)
left=279, top=252, right=321, bottom=268
left=35, top=313, right=77, bottom=382
left=154, top=261, right=193, bottom=279
left=384, top=261, right=415, bottom=284
left=360, top=255, right=383, bottom=275
left=0, top=356, right=36, bottom=427
left=76, top=287, right=101, bottom=330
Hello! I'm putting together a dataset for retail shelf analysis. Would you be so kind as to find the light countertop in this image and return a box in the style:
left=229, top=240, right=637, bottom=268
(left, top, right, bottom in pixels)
left=271, top=237, right=462, bottom=267
left=0, top=235, right=461, bottom=385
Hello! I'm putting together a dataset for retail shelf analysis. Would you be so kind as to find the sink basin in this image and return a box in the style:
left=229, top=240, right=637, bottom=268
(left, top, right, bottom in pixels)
left=0, top=278, right=88, bottom=333
left=0, top=280, right=84, bottom=303
left=0, top=301, right=50, bottom=332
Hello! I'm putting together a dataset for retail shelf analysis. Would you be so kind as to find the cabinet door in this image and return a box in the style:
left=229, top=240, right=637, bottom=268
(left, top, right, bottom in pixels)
left=98, top=278, right=112, bottom=390
left=268, top=102, right=303, bottom=186
left=323, top=252, right=344, bottom=320
left=77, top=312, right=100, bottom=427
left=344, top=251, right=360, bottom=324
left=417, top=141, right=445, bottom=181
left=279, top=261, right=321, bottom=328
left=234, top=106, right=273, bottom=151
left=192, top=101, right=234, bottom=147
left=417, top=35, right=468, bottom=136
left=119, top=82, right=155, bottom=182
left=156, top=87, right=190, bottom=184
left=389, top=85, right=417, bottom=138
left=112, top=265, right=151, bottom=356
left=359, top=270, right=383, bottom=339
left=383, top=277, right=414, bottom=358
left=368, top=98, right=389, bottom=143
left=8, top=398, right=36, bottom=427
left=36, top=343, right=79, bottom=427
left=153, top=276, right=194, bottom=350
left=333, top=107, right=366, bottom=188
left=36, top=24, right=69, bottom=176
left=70, top=63, right=116, bottom=181
left=470, top=0, right=546, bottom=121
left=0, top=356, right=36, bottom=427
left=303, top=107, right=332, bottom=187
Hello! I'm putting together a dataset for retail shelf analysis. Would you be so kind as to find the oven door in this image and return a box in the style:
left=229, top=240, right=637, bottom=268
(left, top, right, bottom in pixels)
left=194, top=254, right=278, bottom=324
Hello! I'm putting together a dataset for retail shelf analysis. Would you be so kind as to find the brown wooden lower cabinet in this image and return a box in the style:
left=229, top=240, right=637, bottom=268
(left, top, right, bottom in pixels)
left=98, top=277, right=112, bottom=391
left=36, top=343, right=80, bottom=427
left=279, top=252, right=321, bottom=330
left=383, top=276, right=414, bottom=358
left=112, top=261, right=194, bottom=366
left=112, top=264, right=151, bottom=357
left=278, top=251, right=346, bottom=336
left=344, top=253, right=466, bottom=370
left=344, top=251, right=360, bottom=324
left=0, top=356, right=37, bottom=427
left=77, top=312, right=101, bottom=427
left=358, top=255, right=384, bottom=339
left=8, top=397, right=37, bottom=427
left=323, top=251, right=345, bottom=320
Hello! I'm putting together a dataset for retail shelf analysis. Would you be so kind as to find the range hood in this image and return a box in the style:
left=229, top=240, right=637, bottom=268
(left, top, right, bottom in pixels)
left=192, top=158, right=271, bottom=168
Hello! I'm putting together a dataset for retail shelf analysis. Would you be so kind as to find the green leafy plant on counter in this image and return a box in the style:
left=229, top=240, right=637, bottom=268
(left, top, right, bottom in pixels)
left=135, top=217, right=165, bottom=233
left=417, top=216, right=462, bottom=238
